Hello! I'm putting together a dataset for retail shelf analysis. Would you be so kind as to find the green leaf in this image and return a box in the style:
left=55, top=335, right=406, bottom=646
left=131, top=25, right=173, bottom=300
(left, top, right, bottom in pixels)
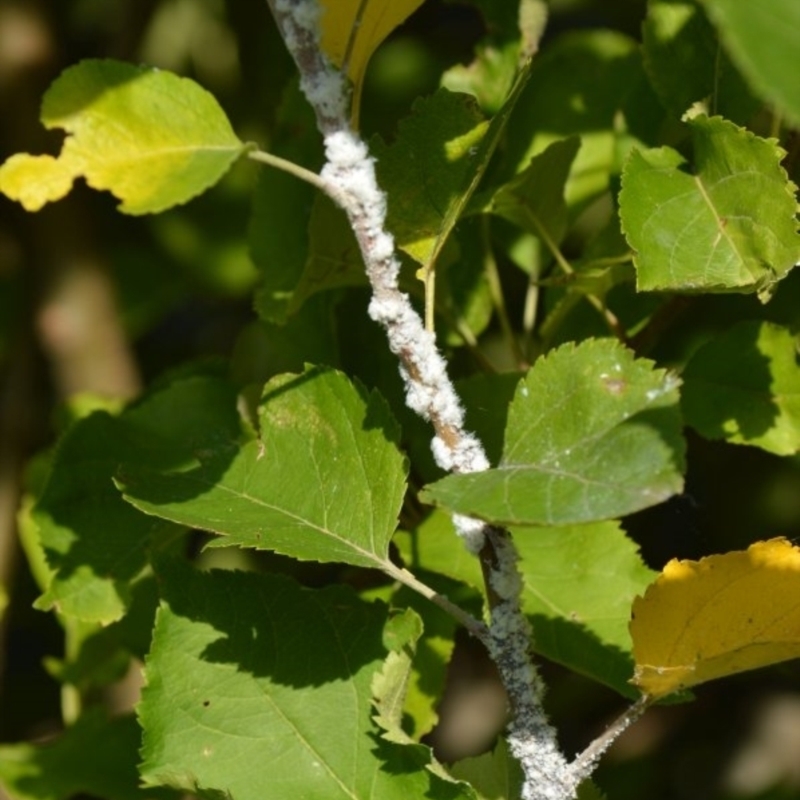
left=502, top=30, right=646, bottom=214
left=642, top=0, right=759, bottom=122
left=0, top=711, right=170, bottom=800
left=370, top=605, right=472, bottom=792
left=231, top=300, right=340, bottom=388
left=442, top=0, right=547, bottom=114
left=49, top=575, right=159, bottom=691
left=372, top=608, right=425, bottom=742
left=576, top=780, right=608, bottom=800
left=375, top=55, right=536, bottom=274
left=620, top=115, right=800, bottom=298
left=400, top=513, right=653, bottom=696
left=0, top=59, right=245, bottom=214
left=138, top=563, right=475, bottom=800
left=385, top=572, right=479, bottom=739
left=682, top=320, right=800, bottom=455
left=374, top=89, right=489, bottom=267
left=32, top=415, right=169, bottom=624
left=420, top=339, right=685, bottom=526
left=119, top=366, right=407, bottom=570
left=450, top=740, right=523, bottom=800
left=488, top=136, right=581, bottom=245
left=514, top=521, right=655, bottom=697
left=698, top=0, right=800, bottom=126
left=256, top=182, right=366, bottom=325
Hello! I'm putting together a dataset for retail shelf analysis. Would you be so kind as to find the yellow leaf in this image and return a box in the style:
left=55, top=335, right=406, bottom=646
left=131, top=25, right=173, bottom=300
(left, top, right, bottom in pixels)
left=0, top=153, right=78, bottom=211
left=631, top=538, right=800, bottom=698
left=319, top=0, right=425, bottom=123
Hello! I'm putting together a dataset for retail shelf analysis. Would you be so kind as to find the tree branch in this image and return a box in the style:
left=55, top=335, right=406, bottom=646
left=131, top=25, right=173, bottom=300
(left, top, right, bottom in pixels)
left=263, top=3, right=575, bottom=797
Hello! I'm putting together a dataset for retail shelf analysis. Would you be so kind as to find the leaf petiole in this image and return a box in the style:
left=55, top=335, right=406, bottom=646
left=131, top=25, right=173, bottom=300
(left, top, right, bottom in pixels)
left=247, top=147, right=330, bottom=195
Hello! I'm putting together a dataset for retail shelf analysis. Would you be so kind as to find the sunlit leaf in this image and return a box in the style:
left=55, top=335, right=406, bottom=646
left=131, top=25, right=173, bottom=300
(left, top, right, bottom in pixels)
left=375, top=57, right=535, bottom=274
left=0, top=154, right=76, bottom=212
left=319, top=0, right=426, bottom=122
left=138, top=563, right=475, bottom=800
left=502, top=31, right=646, bottom=214
left=442, top=0, right=547, bottom=114
left=620, top=114, right=800, bottom=298
left=119, top=366, right=407, bottom=570
left=682, top=320, right=800, bottom=455
left=0, top=60, right=245, bottom=214
left=631, top=538, right=800, bottom=698
left=421, top=338, right=685, bottom=526
left=374, top=89, right=489, bottom=267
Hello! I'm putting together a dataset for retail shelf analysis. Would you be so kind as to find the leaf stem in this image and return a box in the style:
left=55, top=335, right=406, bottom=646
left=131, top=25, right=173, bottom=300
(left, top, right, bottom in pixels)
left=521, top=269, right=540, bottom=364
left=568, top=696, right=651, bottom=783
left=482, top=217, right=528, bottom=369
left=382, top=562, right=489, bottom=643
left=424, top=266, right=436, bottom=333
left=247, top=148, right=330, bottom=193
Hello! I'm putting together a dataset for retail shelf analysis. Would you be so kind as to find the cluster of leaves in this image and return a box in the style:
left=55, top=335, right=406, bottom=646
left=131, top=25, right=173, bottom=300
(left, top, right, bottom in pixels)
left=1, top=0, right=800, bottom=799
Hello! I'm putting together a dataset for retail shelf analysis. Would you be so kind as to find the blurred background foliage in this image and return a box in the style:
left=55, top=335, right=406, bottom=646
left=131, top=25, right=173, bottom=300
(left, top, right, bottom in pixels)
left=1, top=1, right=799, bottom=799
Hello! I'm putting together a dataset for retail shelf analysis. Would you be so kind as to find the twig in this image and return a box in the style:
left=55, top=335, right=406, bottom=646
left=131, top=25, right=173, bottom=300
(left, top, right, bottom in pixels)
left=383, top=562, right=489, bottom=643
left=568, top=696, right=651, bottom=784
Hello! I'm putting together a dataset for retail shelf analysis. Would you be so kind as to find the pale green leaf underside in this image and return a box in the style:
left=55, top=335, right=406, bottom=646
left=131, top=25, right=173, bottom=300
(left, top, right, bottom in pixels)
left=699, top=0, right=800, bottom=126
left=620, top=115, right=800, bottom=297
left=138, top=565, right=474, bottom=800
left=682, top=320, right=800, bottom=455
left=0, top=59, right=244, bottom=214
left=120, top=367, right=407, bottom=570
left=421, top=338, right=685, bottom=526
